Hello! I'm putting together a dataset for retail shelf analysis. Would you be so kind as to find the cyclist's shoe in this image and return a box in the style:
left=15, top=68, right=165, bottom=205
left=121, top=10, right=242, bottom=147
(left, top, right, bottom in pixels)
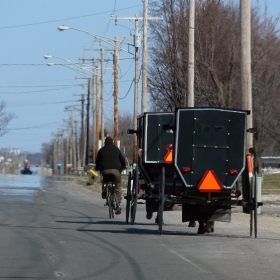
left=115, top=206, right=121, bottom=215
left=101, top=190, right=107, bottom=199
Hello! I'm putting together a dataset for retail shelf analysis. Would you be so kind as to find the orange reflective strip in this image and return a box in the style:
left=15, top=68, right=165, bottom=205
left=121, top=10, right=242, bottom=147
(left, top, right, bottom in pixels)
left=164, top=150, right=173, bottom=164
left=246, top=155, right=253, bottom=177
left=198, top=170, right=222, bottom=192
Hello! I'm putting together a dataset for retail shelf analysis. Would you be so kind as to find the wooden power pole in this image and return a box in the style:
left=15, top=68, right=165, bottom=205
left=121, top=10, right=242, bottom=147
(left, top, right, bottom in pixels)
left=240, top=0, right=253, bottom=151
left=188, top=0, right=195, bottom=107
left=114, top=37, right=119, bottom=146
left=81, top=51, right=111, bottom=156
left=95, top=73, right=100, bottom=156
left=111, top=13, right=162, bottom=161
left=142, top=0, right=148, bottom=113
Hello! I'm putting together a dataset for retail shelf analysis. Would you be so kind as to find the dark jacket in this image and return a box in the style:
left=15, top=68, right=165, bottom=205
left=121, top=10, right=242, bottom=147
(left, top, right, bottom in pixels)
left=96, top=142, right=126, bottom=171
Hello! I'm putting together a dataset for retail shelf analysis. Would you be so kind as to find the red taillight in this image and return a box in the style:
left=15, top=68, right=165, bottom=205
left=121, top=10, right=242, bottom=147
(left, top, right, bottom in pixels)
left=182, top=167, right=190, bottom=173
left=229, top=169, right=237, bottom=175
left=140, top=184, right=146, bottom=190
left=166, top=144, right=173, bottom=151
left=249, top=147, right=255, bottom=154
left=175, top=187, right=182, bottom=196
left=138, top=148, right=143, bottom=155
left=235, top=190, right=242, bottom=197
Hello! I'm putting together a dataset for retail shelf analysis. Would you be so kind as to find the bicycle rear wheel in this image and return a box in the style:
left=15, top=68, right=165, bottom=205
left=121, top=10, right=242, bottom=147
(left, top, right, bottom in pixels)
left=126, top=171, right=132, bottom=224
left=108, top=192, right=114, bottom=219
left=158, top=167, right=165, bottom=235
left=131, top=165, right=139, bottom=225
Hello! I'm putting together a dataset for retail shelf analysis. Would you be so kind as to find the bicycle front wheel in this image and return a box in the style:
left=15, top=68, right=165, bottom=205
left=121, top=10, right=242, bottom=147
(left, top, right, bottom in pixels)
left=108, top=193, right=114, bottom=219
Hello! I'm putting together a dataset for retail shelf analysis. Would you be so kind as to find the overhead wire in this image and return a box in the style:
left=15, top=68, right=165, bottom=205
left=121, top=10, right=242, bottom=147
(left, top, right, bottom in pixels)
left=0, top=5, right=142, bottom=30
left=8, top=121, right=61, bottom=131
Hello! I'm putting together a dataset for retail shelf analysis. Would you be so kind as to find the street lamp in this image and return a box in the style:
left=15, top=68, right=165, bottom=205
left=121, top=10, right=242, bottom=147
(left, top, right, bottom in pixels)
left=46, top=62, right=96, bottom=77
left=46, top=55, right=101, bottom=167
left=58, top=25, right=132, bottom=54
left=44, top=54, right=97, bottom=75
left=58, top=25, right=135, bottom=157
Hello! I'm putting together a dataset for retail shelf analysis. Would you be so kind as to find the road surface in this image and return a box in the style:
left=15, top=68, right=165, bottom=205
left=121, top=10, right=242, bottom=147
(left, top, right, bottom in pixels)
left=0, top=173, right=279, bottom=279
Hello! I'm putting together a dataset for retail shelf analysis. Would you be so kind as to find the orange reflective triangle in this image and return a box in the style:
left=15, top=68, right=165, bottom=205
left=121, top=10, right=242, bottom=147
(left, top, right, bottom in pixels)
left=198, top=170, right=222, bottom=192
left=164, top=150, right=173, bottom=164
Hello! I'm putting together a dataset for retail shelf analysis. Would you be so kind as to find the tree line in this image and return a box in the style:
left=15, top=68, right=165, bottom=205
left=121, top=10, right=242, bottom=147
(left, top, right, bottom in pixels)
left=148, top=0, right=280, bottom=167
left=41, top=0, right=280, bottom=170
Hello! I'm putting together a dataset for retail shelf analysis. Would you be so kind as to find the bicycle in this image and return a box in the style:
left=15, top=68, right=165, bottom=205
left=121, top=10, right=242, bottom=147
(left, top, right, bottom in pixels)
left=103, top=182, right=117, bottom=219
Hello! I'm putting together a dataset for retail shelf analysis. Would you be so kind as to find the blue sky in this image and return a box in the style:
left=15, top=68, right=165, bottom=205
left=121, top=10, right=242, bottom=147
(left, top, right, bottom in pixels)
left=0, top=0, right=280, bottom=154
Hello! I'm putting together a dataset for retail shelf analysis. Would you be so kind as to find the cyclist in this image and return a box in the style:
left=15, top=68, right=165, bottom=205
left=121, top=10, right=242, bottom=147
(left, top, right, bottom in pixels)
left=95, top=136, right=126, bottom=215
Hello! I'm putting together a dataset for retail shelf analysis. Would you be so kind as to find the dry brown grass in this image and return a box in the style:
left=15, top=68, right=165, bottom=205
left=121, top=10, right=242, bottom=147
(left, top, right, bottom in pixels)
left=262, top=173, right=280, bottom=195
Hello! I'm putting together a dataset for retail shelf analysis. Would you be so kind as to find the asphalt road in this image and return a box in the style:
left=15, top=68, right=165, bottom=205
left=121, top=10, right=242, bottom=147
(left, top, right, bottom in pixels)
left=0, top=174, right=279, bottom=280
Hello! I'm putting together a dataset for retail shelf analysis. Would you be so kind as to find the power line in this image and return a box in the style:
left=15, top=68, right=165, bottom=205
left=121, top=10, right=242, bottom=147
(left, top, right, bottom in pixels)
left=0, top=86, right=81, bottom=94
left=8, top=121, right=61, bottom=131
left=0, top=84, right=82, bottom=88
left=0, top=5, right=142, bottom=30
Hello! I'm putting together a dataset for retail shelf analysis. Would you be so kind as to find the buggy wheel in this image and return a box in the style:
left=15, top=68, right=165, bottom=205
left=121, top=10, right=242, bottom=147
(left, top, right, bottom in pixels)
left=254, top=171, right=258, bottom=238
left=158, top=167, right=165, bottom=235
left=249, top=176, right=254, bottom=237
left=108, top=193, right=114, bottom=219
left=131, top=166, right=139, bottom=225
left=126, top=171, right=132, bottom=224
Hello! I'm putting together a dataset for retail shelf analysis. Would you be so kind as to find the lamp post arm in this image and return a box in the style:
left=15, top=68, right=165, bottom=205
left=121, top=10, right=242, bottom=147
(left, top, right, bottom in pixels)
left=58, top=26, right=134, bottom=55
left=44, top=54, right=100, bottom=75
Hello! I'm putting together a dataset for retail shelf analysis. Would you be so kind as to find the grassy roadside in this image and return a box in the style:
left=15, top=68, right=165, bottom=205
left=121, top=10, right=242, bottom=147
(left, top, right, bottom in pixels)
left=73, top=172, right=280, bottom=197
left=262, top=173, right=280, bottom=195
left=74, top=173, right=129, bottom=194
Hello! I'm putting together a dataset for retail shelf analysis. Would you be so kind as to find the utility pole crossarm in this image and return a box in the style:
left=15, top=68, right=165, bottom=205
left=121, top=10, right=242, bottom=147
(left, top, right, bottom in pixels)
left=78, top=57, right=111, bottom=62
left=110, top=16, right=163, bottom=20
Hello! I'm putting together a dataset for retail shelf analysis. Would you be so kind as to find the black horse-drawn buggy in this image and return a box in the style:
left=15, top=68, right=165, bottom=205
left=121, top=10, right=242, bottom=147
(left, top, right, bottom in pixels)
left=126, top=107, right=262, bottom=237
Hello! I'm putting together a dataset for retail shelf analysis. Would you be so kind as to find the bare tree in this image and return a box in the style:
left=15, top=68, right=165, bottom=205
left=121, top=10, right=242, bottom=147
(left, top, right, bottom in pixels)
left=149, top=0, right=241, bottom=110
left=118, top=111, right=134, bottom=165
left=0, top=101, right=16, bottom=137
left=41, top=142, right=53, bottom=166
left=148, top=0, right=280, bottom=163
left=250, top=5, right=280, bottom=167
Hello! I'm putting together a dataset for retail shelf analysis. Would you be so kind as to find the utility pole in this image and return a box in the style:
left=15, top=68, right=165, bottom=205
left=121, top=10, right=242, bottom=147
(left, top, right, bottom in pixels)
left=101, top=48, right=105, bottom=146
left=60, top=130, right=64, bottom=175
left=71, top=115, right=76, bottom=169
left=75, top=77, right=90, bottom=165
left=142, top=0, right=148, bottom=113
left=85, top=44, right=120, bottom=146
left=188, top=0, right=195, bottom=107
left=240, top=0, right=253, bottom=151
left=81, top=94, right=85, bottom=166
left=74, top=106, right=80, bottom=168
left=65, top=128, right=69, bottom=174
left=114, top=37, right=119, bottom=146
left=73, top=94, right=85, bottom=166
left=95, top=73, right=100, bottom=155
left=86, top=79, right=90, bottom=165
left=65, top=105, right=79, bottom=169
left=80, top=52, right=111, bottom=155
left=92, top=58, right=96, bottom=162
left=112, top=13, right=162, bottom=161
left=134, top=16, right=140, bottom=163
